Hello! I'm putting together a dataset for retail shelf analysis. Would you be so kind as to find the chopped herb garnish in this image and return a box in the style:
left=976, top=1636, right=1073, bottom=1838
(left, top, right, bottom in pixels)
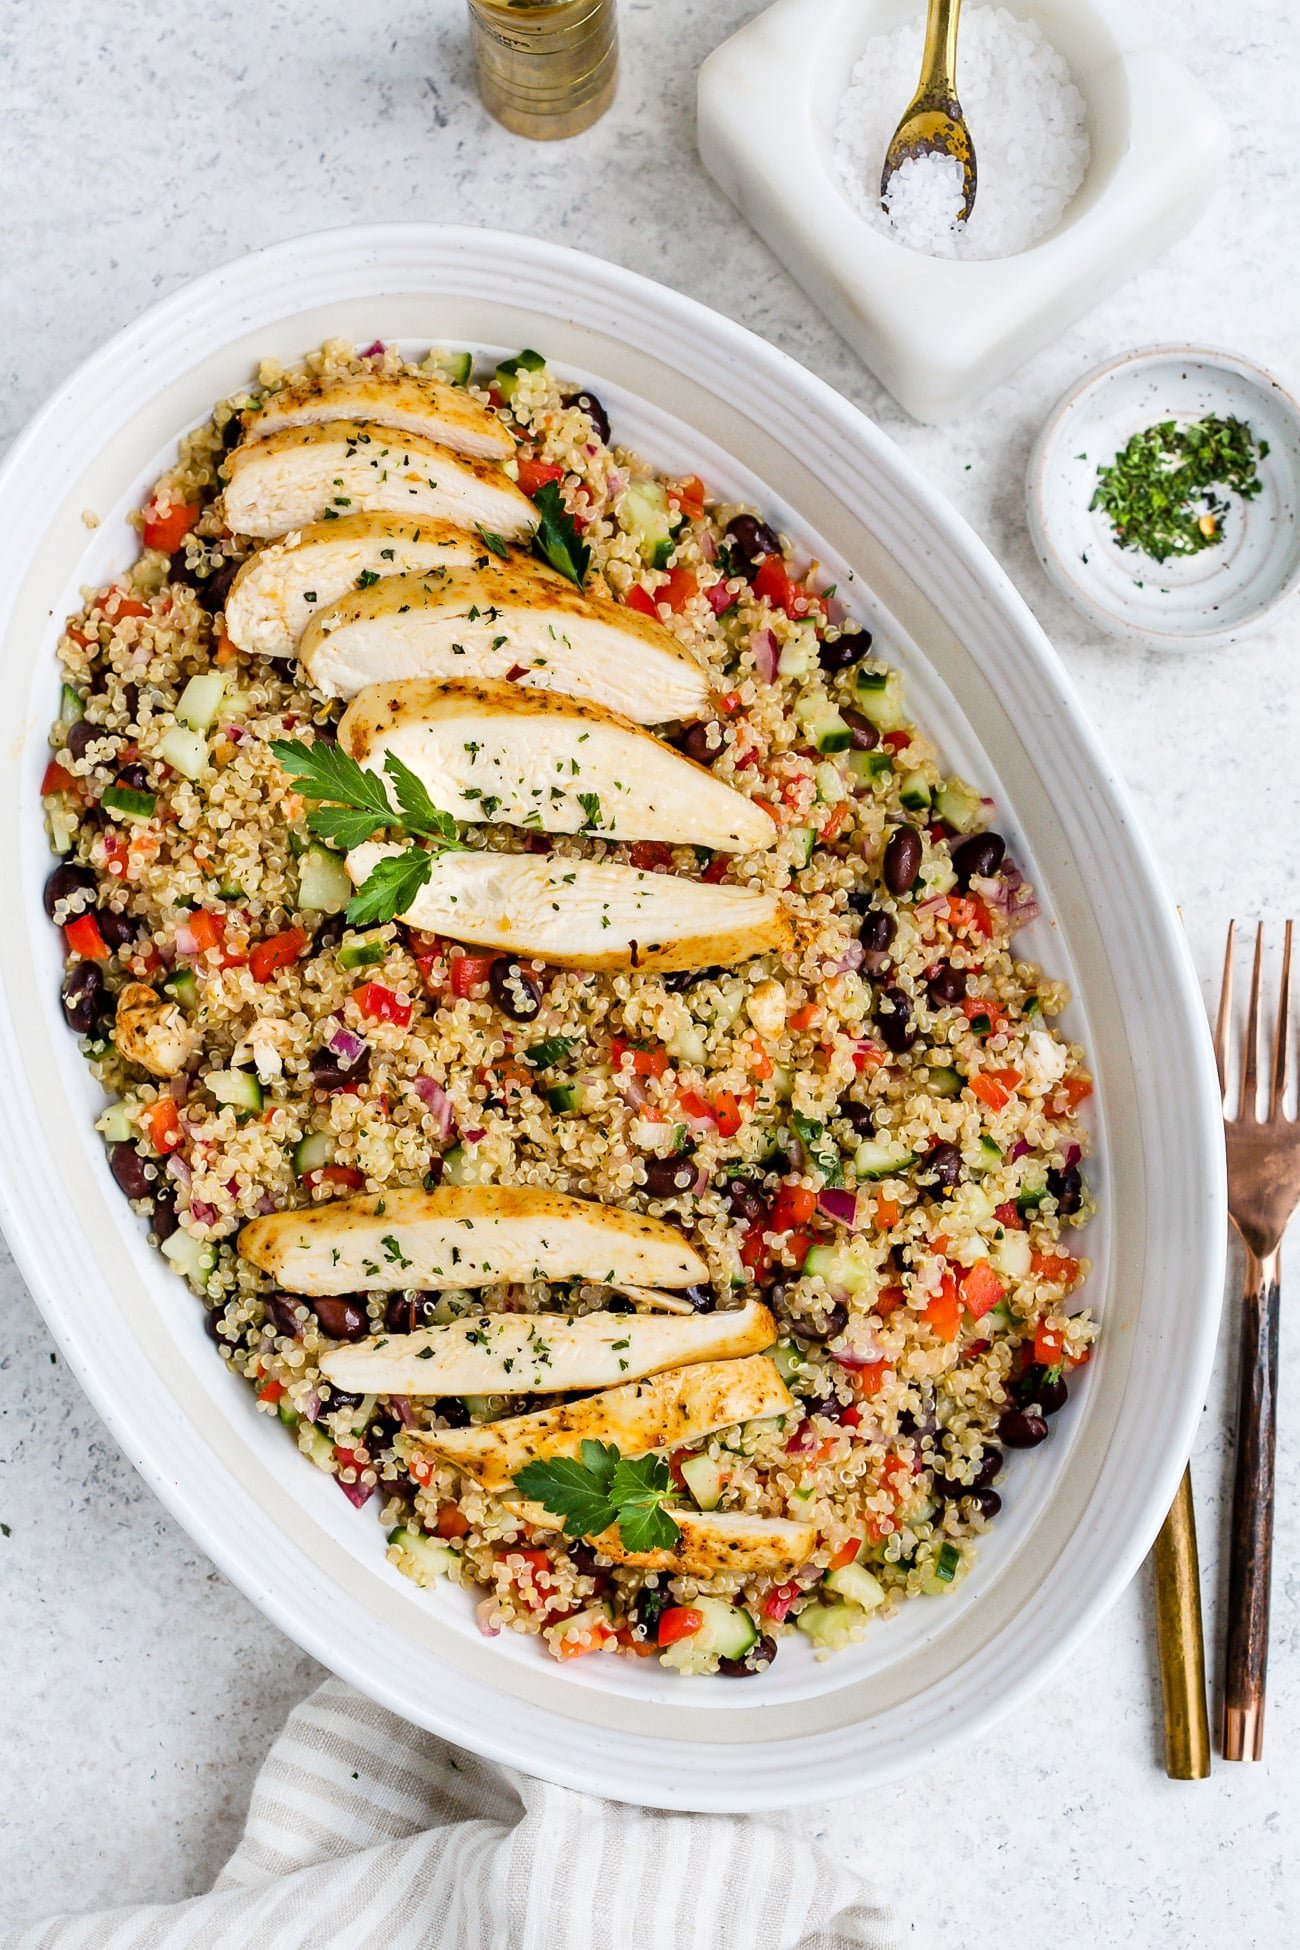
left=530, top=480, right=590, bottom=588
left=475, top=525, right=511, bottom=560
left=1090, top=415, right=1269, bottom=563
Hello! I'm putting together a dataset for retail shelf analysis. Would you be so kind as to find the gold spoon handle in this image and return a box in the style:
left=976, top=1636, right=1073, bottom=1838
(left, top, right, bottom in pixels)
left=1152, top=1464, right=1211, bottom=1779
left=916, top=0, right=964, bottom=108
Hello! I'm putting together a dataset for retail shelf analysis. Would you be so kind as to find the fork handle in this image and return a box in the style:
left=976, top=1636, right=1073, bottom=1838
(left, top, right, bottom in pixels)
left=1223, top=1245, right=1281, bottom=1761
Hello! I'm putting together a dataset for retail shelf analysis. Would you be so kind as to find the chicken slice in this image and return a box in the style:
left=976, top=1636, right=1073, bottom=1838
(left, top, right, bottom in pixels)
left=112, top=982, right=201, bottom=1078
left=221, top=422, right=537, bottom=543
left=345, top=842, right=792, bottom=972
left=223, top=516, right=496, bottom=660
left=238, top=1184, right=708, bottom=1297
left=529, top=1507, right=819, bottom=1579
left=339, top=678, right=773, bottom=851
left=300, top=565, right=710, bottom=722
left=408, top=1355, right=792, bottom=1494
left=242, top=371, right=514, bottom=462
left=317, top=1298, right=775, bottom=1396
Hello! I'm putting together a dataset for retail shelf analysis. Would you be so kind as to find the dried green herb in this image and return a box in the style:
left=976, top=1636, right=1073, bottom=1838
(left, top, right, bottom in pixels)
left=1090, top=415, right=1268, bottom=564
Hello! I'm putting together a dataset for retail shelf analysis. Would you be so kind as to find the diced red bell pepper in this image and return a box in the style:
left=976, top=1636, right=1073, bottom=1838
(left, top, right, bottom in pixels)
left=671, top=475, right=706, bottom=519
left=436, top=1501, right=472, bottom=1539
left=705, top=579, right=735, bottom=615
left=64, top=912, right=109, bottom=961
left=249, top=926, right=308, bottom=984
left=969, top=1068, right=1022, bottom=1113
left=657, top=1605, right=703, bottom=1646
left=881, top=729, right=913, bottom=755
left=961, top=994, right=1009, bottom=1032
left=181, top=909, right=225, bottom=958
left=750, top=554, right=824, bottom=620
left=827, top=1536, right=863, bottom=1572
left=700, top=853, right=730, bottom=884
left=303, top=1164, right=367, bottom=1194
left=763, top=1581, right=800, bottom=1623
left=102, top=590, right=152, bottom=624
left=1034, top=1322, right=1067, bottom=1367
left=256, top=1376, right=285, bottom=1407
left=611, top=1037, right=669, bottom=1079
left=1030, top=1252, right=1082, bottom=1286
left=923, top=1270, right=962, bottom=1342
left=656, top=566, right=698, bottom=613
left=740, top=1220, right=772, bottom=1282
left=515, top=457, right=566, bottom=498
left=874, top=1194, right=900, bottom=1230
left=875, top=1283, right=906, bottom=1317
left=711, top=1089, right=743, bottom=1138
left=622, top=583, right=659, bottom=617
left=958, top=1258, right=1006, bottom=1320
left=770, top=1183, right=817, bottom=1233
left=628, top=840, right=674, bottom=872
left=142, top=499, right=199, bottom=553
left=994, top=1200, right=1023, bottom=1229
left=1054, top=1074, right=1094, bottom=1112
left=144, top=1098, right=183, bottom=1155
left=677, top=1088, right=714, bottom=1125
left=42, top=759, right=76, bottom=797
left=783, top=1230, right=812, bottom=1267
left=854, top=1358, right=895, bottom=1398
left=787, top=1002, right=820, bottom=1032
left=352, top=981, right=412, bottom=1027
left=449, top=952, right=495, bottom=998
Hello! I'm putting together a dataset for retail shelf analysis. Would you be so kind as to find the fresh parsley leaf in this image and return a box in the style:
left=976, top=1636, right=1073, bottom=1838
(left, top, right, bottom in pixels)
left=305, top=803, right=392, bottom=850
left=607, top=1453, right=680, bottom=1552
left=345, top=848, right=435, bottom=927
left=514, top=1448, right=617, bottom=1540
left=383, top=751, right=462, bottom=847
left=513, top=1440, right=680, bottom=1552
left=577, top=790, right=603, bottom=830
left=531, top=480, right=590, bottom=588
left=271, top=738, right=393, bottom=820
left=475, top=525, right=511, bottom=560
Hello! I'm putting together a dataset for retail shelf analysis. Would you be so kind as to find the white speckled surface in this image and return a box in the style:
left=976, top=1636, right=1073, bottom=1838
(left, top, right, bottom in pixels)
left=0, top=1, right=1297, bottom=1940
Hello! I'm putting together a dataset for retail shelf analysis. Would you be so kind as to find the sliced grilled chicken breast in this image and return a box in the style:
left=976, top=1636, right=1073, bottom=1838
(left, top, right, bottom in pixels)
left=572, top=1509, right=818, bottom=1579
left=338, top=679, right=773, bottom=851
left=318, top=1299, right=775, bottom=1397
left=300, top=565, right=710, bottom=721
left=242, top=371, right=514, bottom=462
left=221, top=422, right=537, bottom=543
left=224, top=516, right=495, bottom=660
left=345, top=842, right=792, bottom=972
left=409, top=1356, right=792, bottom=1493
left=238, top=1184, right=707, bottom=1297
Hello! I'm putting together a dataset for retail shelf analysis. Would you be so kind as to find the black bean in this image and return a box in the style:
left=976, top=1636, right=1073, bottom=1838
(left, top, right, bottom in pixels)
left=950, top=830, right=1006, bottom=887
left=725, top=1179, right=767, bottom=1224
left=61, top=961, right=103, bottom=1034
left=569, top=1540, right=603, bottom=1579
left=171, top=552, right=239, bottom=615
left=310, top=1297, right=369, bottom=1342
left=972, top=1445, right=1002, bottom=1488
left=488, top=956, right=541, bottom=1021
left=384, top=1292, right=441, bottom=1335
left=971, top=1487, right=1002, bottom=1521
left=312, top=914, right=346, bottom=955
left=44, top=860, right=97, bottom=920
left=1014, top=1364, right=1069, bottom=1416
left=1047, top=1164, right=1083, bottom=1216
left=633, top=1585, right=665, bottom=1638
left=663, top=963, right=724, bottom=992
left=567, top=389, right=611, bottom=445
left=677, top=721, right=722, bottom=768
left=725, top=512, right=781, bottom=566
left=797, top=1300, right=848, bottom=1343
left=642, top=1153, right=698, bottom=1199
left=268, top=1292, right=306, bottom=1339
left=322, top=1385, right=364, bottom=1414
left=437, top=1397, right=472, bottom=1429
left=927, top=961, right=968, bottom=1007
left=65, top=719, right=103, bottom=763
left=95, top=907, right=137, bottom=953
left=309, top=1045, right=371, bottom=1092
left=818, top=622, right=873, bottom=674
left=150, top=1187, right=179, bottom=1243
left=95, top=985, right=119, bottom=1033
left=109, top=1141, right=153, bottom=1201
left=933, top=1471, right=970, bottom=1501
left=924, top=1140, right=962, bottom=1191
left=876, top=984, right=915, bottom=1053
left=204, top=1305, right=239, bottom=1348
left=116, top=761, right=150, bottom=793
left=839, top=705, right=880, bottom=750
left=882, top=824, right=922, bottom=896
left=679, top=1284, right=714, bottom=1313
left=720, top=1633, right=777, bottom=1676
left=122, top=683, right=140, bottom=725
left=998, top=1407, right=1048, bottom=1449
left=838, top=1099, right=875, bottom=1138
left=857, top=907, right=896, bottom=957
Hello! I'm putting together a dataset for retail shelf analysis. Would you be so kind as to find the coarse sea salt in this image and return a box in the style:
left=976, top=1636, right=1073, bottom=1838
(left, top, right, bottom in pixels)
left=835, top=6, right=1089, bottom=261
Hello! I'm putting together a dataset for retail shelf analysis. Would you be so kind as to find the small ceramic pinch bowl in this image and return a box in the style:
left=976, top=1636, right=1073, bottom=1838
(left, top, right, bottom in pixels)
left=1027, top=345, right=1300, bottom=650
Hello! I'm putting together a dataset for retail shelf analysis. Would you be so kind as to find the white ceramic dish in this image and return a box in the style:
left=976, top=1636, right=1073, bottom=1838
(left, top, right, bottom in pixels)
left=698, top=0, right=1229, bottom=423
left=1027, top=345, right=1300, bottom=649
left=0, top=226, right=1224, bottom=1811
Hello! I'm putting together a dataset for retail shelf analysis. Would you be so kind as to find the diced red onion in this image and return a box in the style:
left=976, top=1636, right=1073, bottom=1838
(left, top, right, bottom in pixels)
left=414, top=1075, right=457, bottom=1142
left=224, top=724, right=245, bottom=743
left=476, top=1600, right=502, bottom=1638
left=174, top=921, right=199, bottom=957
left=1009, top=1138, right=1031, bottom=1162
left=390, top=1395, right=415, bottom=1428
left=464, top=1129, right=486, bottom=1145
left=336, top=1473, right=375, bottom=1510
left=831, top=939, right=866, bottom=975
left=833, top=1333, right=885, bottom=1371
left=817, top=1187, right=860, bottom=1228
left=784, top=1420, right=817, bottom=1455
left=914, top=892, right=948, bottom=917
left=300, top=1389, right=322, bottom=1423
left=327, top=1022, right=368, bottom=1067
left=1063, top=1143, right=1082, bottom=1170
left=189, top=1197, right=217, bottom=1228
left=255, top=1191, right=277, bottom=1216
left=750, top=627, right=780, bottom=685
left=691, top=1164, right=710, bottom=1197
left=165, top=1152, right=192, bottom=1187
left=167, top=1075, right=190, bottom=1106
left=361, top=339, right=386, bottom=358
left=620, top=1074, right=652, bottom=1111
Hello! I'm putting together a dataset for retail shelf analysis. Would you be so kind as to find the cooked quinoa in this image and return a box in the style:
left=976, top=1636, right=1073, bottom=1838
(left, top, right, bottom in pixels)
left=41, top=337, right=1096, bottom=1676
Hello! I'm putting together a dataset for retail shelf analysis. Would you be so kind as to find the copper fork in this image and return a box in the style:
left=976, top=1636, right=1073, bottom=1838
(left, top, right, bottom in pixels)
left=1216, top=919, right=1297, bottom=1761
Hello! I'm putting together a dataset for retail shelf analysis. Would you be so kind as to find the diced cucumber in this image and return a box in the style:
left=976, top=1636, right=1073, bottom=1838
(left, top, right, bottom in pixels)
left=971, top=1136, right=1003, bottom=1175
left=276, top=1397, right=301, bottom=1429
left=898, top=769, right=932, bottom=812
left=666, top=1021, right=707, bottom=1067
left=923, top=1541, right=962, bottom=1594
left=176, top=673, right=226, bottom=732
left=788, top=827, right=816, bottom=867
left=299, top=1422, right=336, bottom=1472
left=852, top=668, right=906, bottom=732
left=926, top=1063, right=965, bottom=1098
left=442, top=1142, right=493, bottom=1185
left=96, top=1102, right=135, bottom=1144
left=934, top=778, right=984, bottom=833
left=853, top=1136, right=918, bottom=1180
left=801, top=1240, right=875, bottom=1298
left=623, top=479, right=673, bottom=563
left=494, top=347, right=545, bottom=402
left=796, top=1599, right=871, bottom=1647
left=526, top=1035, right=575, bottom=1069
left=299, top=844, right=352, bottom=915
left=337, top=935, right=387, bottom=970
left=847, top=748, right=892, bottom=787
left=59, top=684, right=85, bottom=726
left=293, top=1131, right=335, bottom=1177
left=776, top=630, right=818, bottom=680
left=206, top=1068, right=264, bottom=1115
left=824, top=1560, right=886, bottom=1613
left=160, top=725, right=209, bottom=779
left=814, top=760, right=847, bottom=805
left=428, top=348, right=473, bottom=386
left=661, top=1594, right=758, bottom=1672
left=791, top=1110, right=841, bottom=1184
left=161, top=1227, right=217, bottom=1289
left=545, top=1084, right=580, bottom=1114
left=161, top=967, right=197, bottom=1010
left=679, top=1452, right=729, bottom=1511
left=795, top=695, right=852, bottom=754
left=1016, top=1177, right=1047, bottom=1219
left=992, top=1228, right=1032, bottom=1279
left=770, top=1336, right=807, bottom=1383
left=101, top=785, right=156, bottom=822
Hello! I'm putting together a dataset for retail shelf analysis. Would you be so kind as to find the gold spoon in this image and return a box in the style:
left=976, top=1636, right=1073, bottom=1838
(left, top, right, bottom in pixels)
left=879, top=0, right=977, bottom=223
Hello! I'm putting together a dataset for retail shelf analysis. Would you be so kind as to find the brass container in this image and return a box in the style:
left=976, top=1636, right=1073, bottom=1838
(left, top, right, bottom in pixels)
left=468, top=0, right=618, bottom=141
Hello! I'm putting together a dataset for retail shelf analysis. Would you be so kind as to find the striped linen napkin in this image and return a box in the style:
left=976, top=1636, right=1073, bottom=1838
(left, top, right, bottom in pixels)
left=2, top=1679, right=896, bottom=1949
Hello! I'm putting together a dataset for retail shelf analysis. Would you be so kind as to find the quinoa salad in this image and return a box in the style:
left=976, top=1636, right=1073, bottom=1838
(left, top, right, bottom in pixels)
left=41, top=339, right=1096, bottom=1677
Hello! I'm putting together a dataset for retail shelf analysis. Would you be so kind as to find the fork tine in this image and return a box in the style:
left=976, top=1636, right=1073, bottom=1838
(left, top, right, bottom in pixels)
left=1215, top=920, right=1235, bottom=1101
left=1238, top=923, right=1265, bottom=1122
left=1270, top=919, right=1293, bottom=1119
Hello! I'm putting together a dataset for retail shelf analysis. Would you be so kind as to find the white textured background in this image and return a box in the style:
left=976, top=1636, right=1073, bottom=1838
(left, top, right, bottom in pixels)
left=1, top=1, right=1298, bottom=1942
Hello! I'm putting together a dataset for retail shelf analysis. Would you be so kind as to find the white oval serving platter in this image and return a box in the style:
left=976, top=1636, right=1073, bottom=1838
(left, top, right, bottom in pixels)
left=0, top=226, right=1224, bottom=1810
